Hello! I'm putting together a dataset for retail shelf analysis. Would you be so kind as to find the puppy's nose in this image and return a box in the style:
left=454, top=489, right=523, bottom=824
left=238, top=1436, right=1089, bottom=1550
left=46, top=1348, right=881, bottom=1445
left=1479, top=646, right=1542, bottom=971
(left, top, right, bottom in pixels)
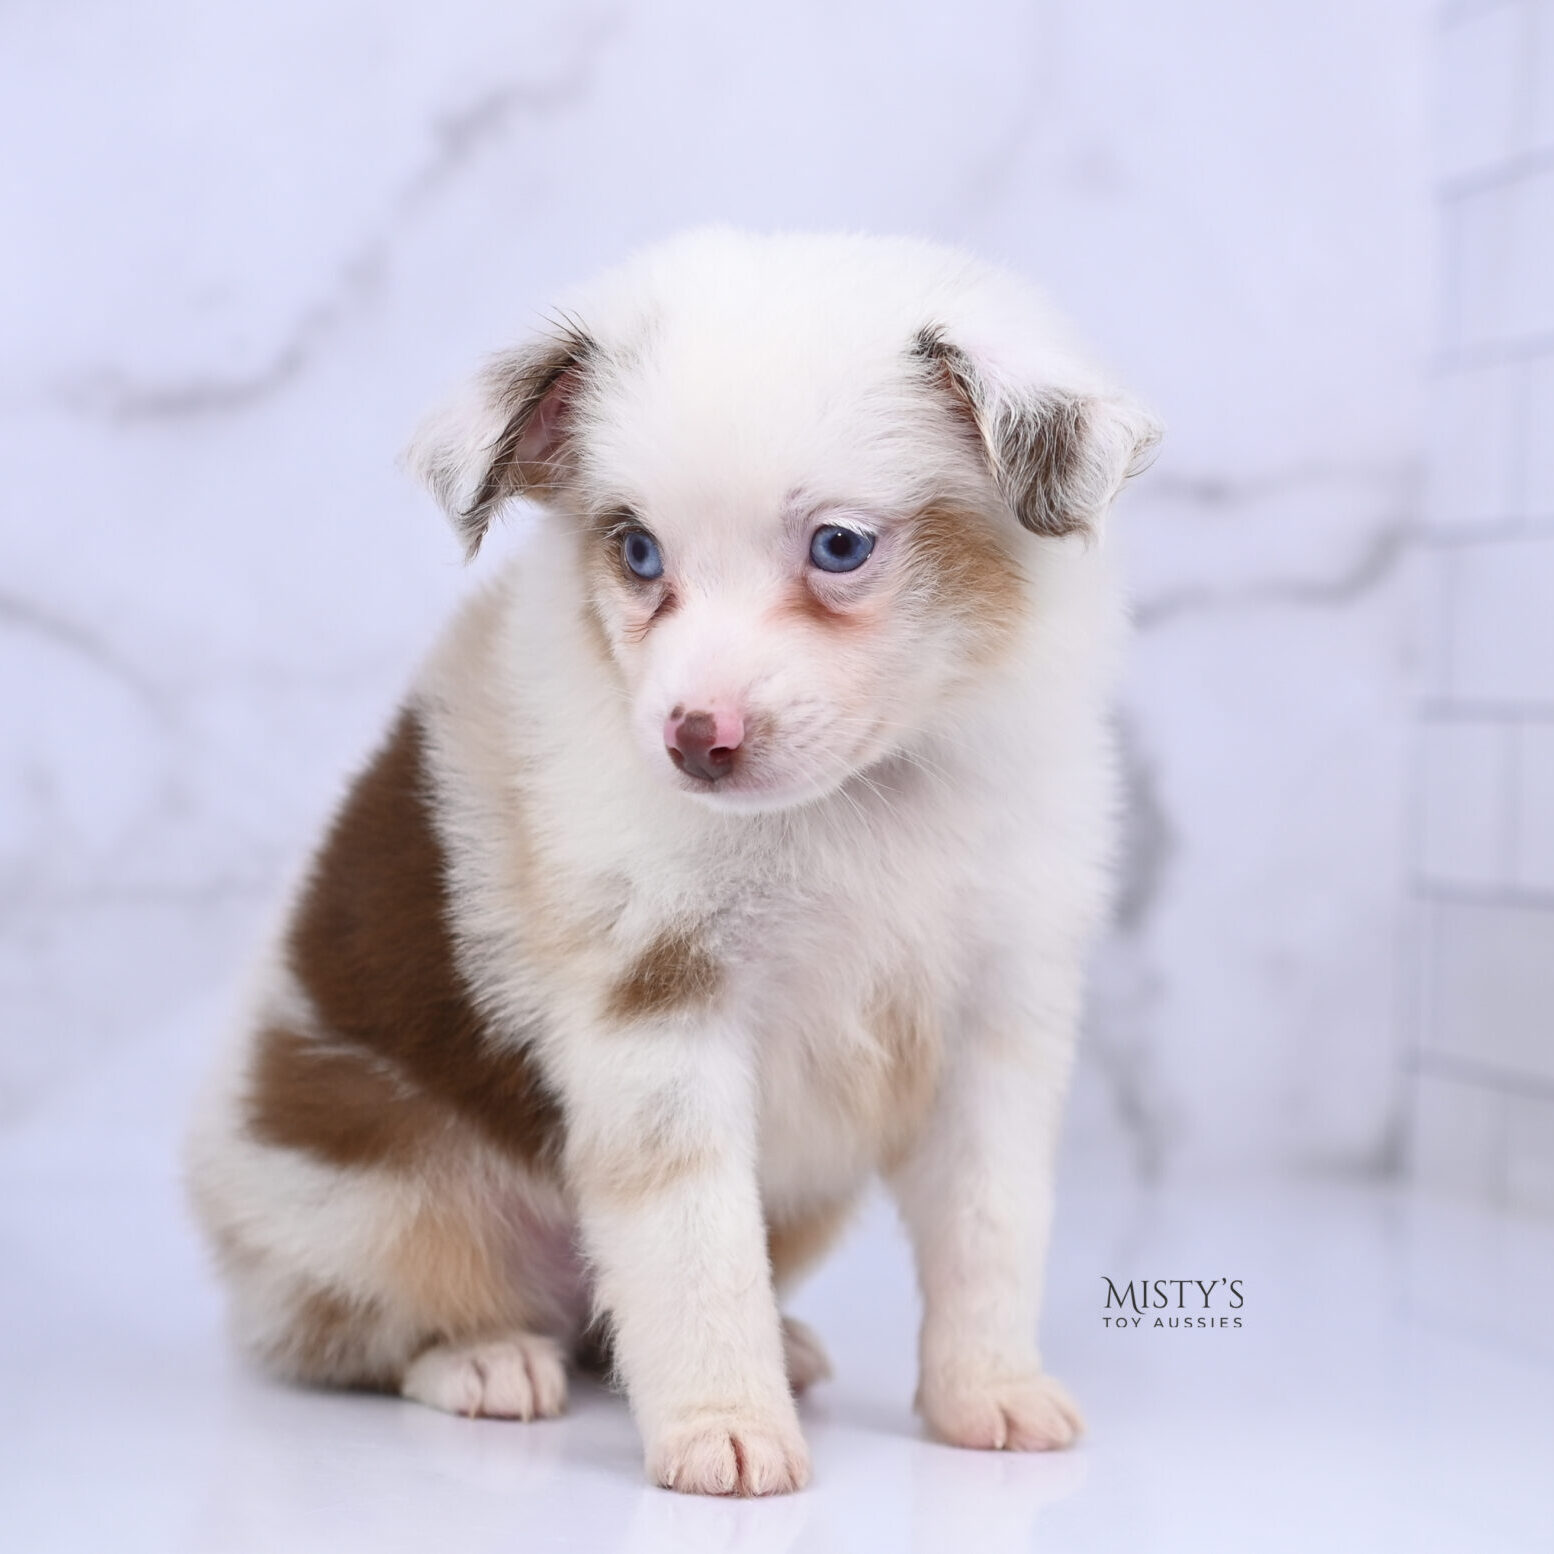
left=664, top=707, right=744, bottom=782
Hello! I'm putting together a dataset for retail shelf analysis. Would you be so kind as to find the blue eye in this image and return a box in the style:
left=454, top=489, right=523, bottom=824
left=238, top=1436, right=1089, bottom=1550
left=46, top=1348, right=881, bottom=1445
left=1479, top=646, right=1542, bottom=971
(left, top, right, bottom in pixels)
left=809, top=524, right=876, bottom=573
left=621, top=529, right=664, bottom=580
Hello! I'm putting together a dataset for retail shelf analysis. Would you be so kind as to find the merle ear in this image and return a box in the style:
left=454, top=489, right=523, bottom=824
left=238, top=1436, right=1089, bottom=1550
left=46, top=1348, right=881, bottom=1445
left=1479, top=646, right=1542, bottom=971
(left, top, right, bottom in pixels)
left=407, top=323, right=597, bottom=559
left=913, top=325, right=1159, bottom=538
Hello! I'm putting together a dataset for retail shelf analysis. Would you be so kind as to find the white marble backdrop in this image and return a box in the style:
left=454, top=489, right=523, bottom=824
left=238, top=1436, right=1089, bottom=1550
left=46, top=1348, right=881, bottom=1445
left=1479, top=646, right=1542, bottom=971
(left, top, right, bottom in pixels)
left=0, top=0, right=1433, bottom=1178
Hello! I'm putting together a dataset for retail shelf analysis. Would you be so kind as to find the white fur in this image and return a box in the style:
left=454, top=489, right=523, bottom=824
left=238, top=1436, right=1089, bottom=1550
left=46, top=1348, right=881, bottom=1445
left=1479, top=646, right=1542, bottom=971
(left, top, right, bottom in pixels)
left=190, top=228, right=1156, bottom=1495
left=402, top=1334, right=568, bottom=1420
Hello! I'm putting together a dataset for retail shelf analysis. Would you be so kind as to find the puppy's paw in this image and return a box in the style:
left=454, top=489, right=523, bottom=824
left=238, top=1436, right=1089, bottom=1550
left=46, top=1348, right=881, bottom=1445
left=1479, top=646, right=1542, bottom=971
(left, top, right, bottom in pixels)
left=780, top=1315, right=832, bottom=1395
left=919, top=1368, right=1084, bottom=1452
left=647, top=1407, right=811, bottom=1496
left=401, top=1333, right=568, bottom=1420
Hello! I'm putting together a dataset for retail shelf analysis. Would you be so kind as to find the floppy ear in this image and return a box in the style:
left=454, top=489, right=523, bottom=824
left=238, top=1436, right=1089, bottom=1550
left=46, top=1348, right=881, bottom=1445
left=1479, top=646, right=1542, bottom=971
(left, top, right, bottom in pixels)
left=406, top=323, right=597, bottom=559
left=913, top=325, right=1159, bottom=538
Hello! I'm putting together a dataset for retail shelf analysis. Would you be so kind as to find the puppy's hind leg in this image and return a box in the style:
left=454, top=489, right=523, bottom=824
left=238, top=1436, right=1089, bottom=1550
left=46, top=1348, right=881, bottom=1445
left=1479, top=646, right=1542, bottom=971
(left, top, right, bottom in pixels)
left=192, top=1120, right=586, bottom=1418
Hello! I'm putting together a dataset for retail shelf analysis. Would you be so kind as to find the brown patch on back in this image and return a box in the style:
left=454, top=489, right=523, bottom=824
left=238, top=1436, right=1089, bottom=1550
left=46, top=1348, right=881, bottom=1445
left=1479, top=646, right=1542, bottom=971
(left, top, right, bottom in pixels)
left=902, top=501, right=1027, bottom=665
left=767, top=1198, right=856, bottom=1292
left=249, top=1026, right=450, bottom=1170
left=605, top=924, right=722, bottom=1024
left=252, top=707, right=564, bottom=1173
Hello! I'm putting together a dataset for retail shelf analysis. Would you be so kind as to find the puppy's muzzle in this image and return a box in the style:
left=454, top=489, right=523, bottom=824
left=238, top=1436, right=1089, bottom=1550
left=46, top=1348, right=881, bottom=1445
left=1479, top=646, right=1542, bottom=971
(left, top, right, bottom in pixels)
left=664, top=707, right=744, bottom=783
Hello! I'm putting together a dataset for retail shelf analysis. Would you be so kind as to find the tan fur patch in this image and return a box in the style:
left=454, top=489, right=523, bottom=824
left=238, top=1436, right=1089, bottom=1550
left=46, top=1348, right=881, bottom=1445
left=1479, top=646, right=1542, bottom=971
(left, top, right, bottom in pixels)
left=572, top=1085, right=718, bottom=1204
left=582, top=1133, right=715, bottom=1205
left=606, top=925, right=722, bottom=1023
left=902, top=501, right=1027, bottom=665
left=782, top=581, right=884, bottom=632
left=767, top=1198, right=856, bottom=1291
left=389, top=1195, right=513, bottom=1338
left=868, top=984, right=943, bottom=1171
left=253, top=708, right=564, bottom=1173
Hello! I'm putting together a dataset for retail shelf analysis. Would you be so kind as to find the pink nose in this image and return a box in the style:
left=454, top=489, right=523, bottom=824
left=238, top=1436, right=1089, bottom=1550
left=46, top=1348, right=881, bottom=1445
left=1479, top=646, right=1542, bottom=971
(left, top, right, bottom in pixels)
left=664, top=706, right=745, bottom=783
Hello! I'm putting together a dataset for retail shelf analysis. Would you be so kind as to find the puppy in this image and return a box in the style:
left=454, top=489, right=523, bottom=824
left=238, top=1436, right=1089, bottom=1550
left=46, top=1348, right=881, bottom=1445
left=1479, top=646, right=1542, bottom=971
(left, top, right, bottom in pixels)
left=187, top=228, right=1158, bottom=1496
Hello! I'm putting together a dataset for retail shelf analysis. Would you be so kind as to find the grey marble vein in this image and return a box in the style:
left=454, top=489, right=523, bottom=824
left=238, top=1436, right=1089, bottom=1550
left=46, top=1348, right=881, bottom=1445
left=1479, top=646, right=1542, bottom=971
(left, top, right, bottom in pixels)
left=1135, top=519, right=1415, bottom=630
left=53, top=10, right=622, bottom=423
left=0, top=589, right=169, bottom=713
left=1147, top=462, right=1413, bottom=510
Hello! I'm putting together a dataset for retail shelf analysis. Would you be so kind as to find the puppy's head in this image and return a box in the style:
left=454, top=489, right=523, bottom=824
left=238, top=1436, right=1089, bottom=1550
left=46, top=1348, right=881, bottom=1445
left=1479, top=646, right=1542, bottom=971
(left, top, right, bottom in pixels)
left=411, top=231, right=1157, bottom=812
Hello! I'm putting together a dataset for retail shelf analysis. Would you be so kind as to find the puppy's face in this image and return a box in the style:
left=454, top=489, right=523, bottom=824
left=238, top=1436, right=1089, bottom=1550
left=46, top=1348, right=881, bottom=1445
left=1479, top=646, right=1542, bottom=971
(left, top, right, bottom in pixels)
left=411, top=236, right=1158, bottom=812
left=580, top=491, right=1022, bottom=811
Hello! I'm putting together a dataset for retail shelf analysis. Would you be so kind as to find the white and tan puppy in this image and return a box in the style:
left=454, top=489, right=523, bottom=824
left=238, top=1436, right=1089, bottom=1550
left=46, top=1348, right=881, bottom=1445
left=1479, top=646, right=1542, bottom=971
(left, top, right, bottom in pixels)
left=187, top=228, right=1158, bottom=1496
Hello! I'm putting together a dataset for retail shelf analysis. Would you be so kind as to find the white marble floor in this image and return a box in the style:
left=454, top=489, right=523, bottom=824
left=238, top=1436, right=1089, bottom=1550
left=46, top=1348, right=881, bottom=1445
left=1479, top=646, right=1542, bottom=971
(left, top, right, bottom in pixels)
left=4, top=1008, right=1552, bottom=1554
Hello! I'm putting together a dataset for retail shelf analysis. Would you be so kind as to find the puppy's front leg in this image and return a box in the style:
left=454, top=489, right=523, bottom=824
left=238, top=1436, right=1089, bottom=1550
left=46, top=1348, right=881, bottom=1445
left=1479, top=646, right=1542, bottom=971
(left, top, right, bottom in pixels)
left=889, top=963, right=1086, bottom=1453
left=563, top=1018, right=807, bottom=1496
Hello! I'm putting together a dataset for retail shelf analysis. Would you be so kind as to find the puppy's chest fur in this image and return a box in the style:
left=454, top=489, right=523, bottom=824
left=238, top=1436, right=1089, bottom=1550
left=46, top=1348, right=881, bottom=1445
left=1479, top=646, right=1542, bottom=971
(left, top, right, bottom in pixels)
left=736, top=814, right=969, bottom=1204
left=438, top=712, right=978, bottom=1205
left=632, top=837, right=964, bottom=1206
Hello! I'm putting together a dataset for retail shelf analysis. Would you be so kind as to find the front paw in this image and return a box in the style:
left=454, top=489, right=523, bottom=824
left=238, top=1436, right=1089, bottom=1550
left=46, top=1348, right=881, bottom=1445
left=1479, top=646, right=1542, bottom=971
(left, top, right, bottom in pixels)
left=646, top=1406, right=811, bottom=1496
left=918, top=1367, right=1085, bottom=1452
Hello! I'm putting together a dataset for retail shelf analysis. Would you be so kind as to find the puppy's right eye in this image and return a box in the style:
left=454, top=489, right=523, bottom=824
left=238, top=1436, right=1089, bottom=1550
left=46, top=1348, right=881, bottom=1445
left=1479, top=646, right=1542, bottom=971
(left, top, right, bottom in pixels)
left=620, top=529, right=664, bottom=581
left=809, top=523, right=875, bottom=574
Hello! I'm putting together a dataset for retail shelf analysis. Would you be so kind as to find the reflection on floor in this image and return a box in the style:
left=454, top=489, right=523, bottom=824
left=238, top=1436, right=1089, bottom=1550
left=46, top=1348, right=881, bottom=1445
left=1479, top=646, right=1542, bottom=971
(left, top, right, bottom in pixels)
left=4, top=1014, right=1552, bottom=1554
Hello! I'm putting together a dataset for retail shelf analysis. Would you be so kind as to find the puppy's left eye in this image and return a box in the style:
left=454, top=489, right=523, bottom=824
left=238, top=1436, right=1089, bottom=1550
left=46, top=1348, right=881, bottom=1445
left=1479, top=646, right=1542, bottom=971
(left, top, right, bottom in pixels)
left=809, top=525, right=875, bottom=574
left=620, top=529, right=664, bottom=580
